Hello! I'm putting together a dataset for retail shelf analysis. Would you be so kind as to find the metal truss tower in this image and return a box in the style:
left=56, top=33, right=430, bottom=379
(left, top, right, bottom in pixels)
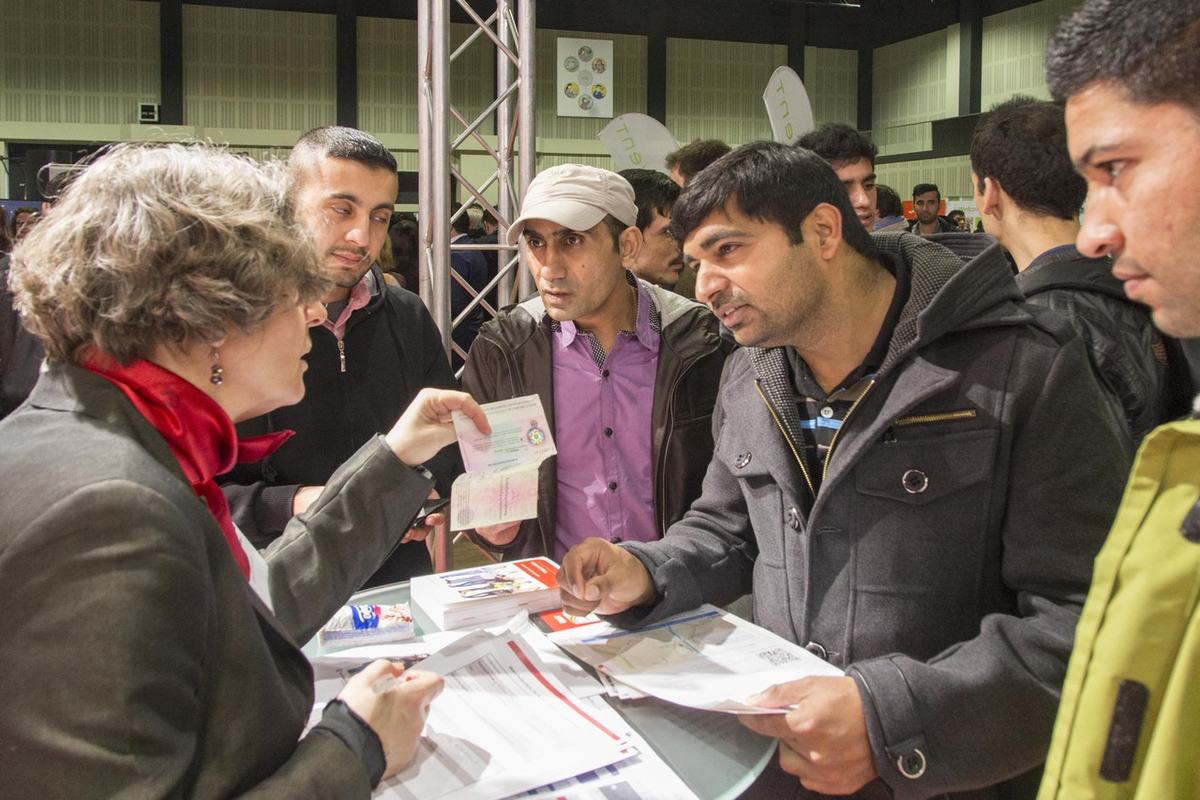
left=417, top=0, right=537, bottom=367
left=417, top=0, right=536, bottom=570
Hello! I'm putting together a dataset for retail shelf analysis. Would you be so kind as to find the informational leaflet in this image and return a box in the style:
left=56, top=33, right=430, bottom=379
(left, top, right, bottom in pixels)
left=310, top=632, right=467, bottom=709
left=312, top=630, right=629, bottom=800
left=553, top=604, right=843, bottom=714
left=409, top=558, right=561, bottom=630
left=513, top=695, right=698, bottom=800
left=450, top=396, right=557, bottom=530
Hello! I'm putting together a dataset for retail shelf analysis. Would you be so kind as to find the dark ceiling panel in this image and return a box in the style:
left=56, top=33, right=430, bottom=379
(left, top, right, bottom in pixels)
left=139, top=0, right=1044, bottom=49
left=537, top=0, right=791, bottom=43
left=807, top=0, right=958, bottom=48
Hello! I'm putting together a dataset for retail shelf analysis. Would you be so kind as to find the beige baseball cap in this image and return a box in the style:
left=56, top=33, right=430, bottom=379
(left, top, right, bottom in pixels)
left=505, top=164, right=638, bottom=247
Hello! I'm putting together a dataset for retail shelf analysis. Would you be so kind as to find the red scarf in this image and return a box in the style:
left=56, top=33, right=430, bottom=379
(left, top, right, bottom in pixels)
left=83, top=352, right=293, bottom=579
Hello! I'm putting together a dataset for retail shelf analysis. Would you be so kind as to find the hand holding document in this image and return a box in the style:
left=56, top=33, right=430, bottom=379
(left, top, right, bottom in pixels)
left=552, top=604, right=843, bottom=714
left=450, top=395, right=556, bottom=530
left=313, top=628, right=631, bottom=800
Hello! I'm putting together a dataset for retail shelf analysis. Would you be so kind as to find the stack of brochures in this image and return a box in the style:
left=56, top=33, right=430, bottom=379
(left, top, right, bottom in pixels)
left=410, top=557, right=562, bottom=630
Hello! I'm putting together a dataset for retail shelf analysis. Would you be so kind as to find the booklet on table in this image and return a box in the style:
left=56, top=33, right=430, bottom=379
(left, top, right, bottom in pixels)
left=410, top=557, right=562, bottom=630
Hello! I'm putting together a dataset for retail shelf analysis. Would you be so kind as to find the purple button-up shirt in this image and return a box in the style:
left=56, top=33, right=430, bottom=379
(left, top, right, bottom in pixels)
left=551, top=273, right=660, bottom=561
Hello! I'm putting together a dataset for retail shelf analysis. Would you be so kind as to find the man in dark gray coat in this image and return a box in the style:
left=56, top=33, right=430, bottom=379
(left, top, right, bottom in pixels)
left=560, top=142, right=1131, bottom=799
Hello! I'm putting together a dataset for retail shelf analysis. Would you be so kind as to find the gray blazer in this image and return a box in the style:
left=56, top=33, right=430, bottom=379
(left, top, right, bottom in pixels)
left=0, top=363, right=432, bottom=797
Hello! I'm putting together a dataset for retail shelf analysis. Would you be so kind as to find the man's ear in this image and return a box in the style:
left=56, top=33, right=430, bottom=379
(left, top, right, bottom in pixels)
left=619, top=225, right=643, bottom=267
left=980, top=176, right=1004, bottom=218
left=806, top=203, right=844, bottom=261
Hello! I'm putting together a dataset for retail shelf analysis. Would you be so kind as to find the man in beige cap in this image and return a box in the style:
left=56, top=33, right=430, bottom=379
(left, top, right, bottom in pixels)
left=459, top=163, right=732, bottom=562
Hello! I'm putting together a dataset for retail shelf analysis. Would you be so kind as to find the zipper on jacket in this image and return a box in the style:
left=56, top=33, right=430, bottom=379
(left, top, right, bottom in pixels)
left=337, top=339, right=346, bottom=373
left=822, top=379, right=876, bottom=482
left=892, top=409, right=976, bottom=427
left=755, top=380, right=817, bottom=500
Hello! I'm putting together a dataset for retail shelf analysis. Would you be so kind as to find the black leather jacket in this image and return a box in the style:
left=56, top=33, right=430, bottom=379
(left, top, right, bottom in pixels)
left=223, top=267, right=460, bottom=586
left=1017, top=246, right=1175, bottom=443
left=460, top=280, right=733, bottom=561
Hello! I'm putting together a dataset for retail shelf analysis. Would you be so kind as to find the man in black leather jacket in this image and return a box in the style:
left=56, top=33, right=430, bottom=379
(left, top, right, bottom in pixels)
left=971, top=95, right=1189, bottom=442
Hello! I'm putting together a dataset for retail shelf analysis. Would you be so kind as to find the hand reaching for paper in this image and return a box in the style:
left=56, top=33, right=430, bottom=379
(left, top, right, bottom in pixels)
left=738, top=676, right=879, bottom=796
left=559, top=538, right=657, bottom=616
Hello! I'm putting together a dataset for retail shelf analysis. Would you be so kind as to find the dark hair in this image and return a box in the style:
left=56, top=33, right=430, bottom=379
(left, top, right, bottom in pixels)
left=665, top=139, right=731, bottom=184
left=670, top=140, right=878, bottom=260
left=876, top=184, right=904, bottom=218
left=1046, top=0, right=1200, bottom=115
left=450, top=201, right=471, bottom=235
left=290, top=126, right=398, bottom=173
left=619, top=168, right=681, bottom=232
left=970, top=95, right=1086, bottom=220
left=948, top=209, right=965, bottom=221
left=389, top=218, right=420, bottom=290
left=794, top=123, right=877, bottom=170
left=601, top=214, right=626, bottom=251
left=9, top=206, right=38, bottom=240
left=912, top=183, right=940, bottom=200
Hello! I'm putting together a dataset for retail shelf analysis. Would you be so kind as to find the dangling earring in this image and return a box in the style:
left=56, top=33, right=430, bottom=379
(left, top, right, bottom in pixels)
left=209, top=347, right=224, bottom=386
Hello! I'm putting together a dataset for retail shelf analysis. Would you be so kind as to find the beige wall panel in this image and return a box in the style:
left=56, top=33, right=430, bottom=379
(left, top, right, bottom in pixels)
left=359, top=18, right=493, bottom=176
left=981, top=0, right=1080, bottom=108
left=0, top=0, right=158, bottom=126
left=459, top=152, right=502, bottom=207
left=876, top=155, right=973, bottom=200
left=873, top=29, right=950, bottom=129
left=233, top=146, right=416, bottom=169
left=362, top=21, right=495, bottom=142
left=873, top=121, right=933, bottom=157
left=535, top=29, right=646, bottom=143
left=232, top=145, right=293, bottom=163
left=183, top=5, right=335, bottom=131
left=394, top=150, right=419, bottom=171
left=537, top=153, right=614, bottom=171
left=359, top=17, right=420, bottom=136
left=666, top=38, right=783, bottom=146
left=804, top=47, right=858, bottom=128
left=446, top=22, right=500, bottom=143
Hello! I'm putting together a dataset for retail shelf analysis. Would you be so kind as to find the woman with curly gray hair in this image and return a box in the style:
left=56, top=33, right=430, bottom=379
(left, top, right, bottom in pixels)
left=0, top=143, right=488, bottom=796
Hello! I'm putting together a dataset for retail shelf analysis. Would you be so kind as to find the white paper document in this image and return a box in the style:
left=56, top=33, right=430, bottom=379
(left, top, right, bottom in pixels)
left=314, top=629, right=629, bottom=800
left=554, top=604, right=843, bottom=714
left=512, top=695, right=699, bottom=800
left=451, top=396, right=557, bottom=530
left=310, top=633, right=467, bottom=707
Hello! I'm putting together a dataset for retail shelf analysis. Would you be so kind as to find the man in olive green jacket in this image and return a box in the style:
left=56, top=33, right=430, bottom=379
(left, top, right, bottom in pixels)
left=1037, top=1, right=1200, bottom=797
